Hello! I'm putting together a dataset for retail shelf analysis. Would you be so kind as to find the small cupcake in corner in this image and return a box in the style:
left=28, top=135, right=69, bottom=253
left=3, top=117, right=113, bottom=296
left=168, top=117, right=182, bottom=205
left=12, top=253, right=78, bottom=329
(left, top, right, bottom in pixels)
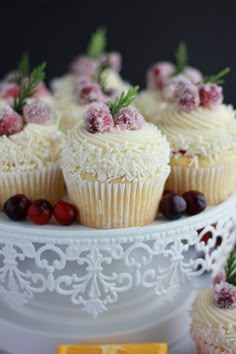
left=191, top=249, right=236, bottom=354
left=157, top=67, right=236, bottom=205
left=134, top=43, right=202, bottom=124
left=0, top=62, right=65, bottom=209
left=61, top=86, right=170, bottom=229
left=51, top=27, right=130, bottom=100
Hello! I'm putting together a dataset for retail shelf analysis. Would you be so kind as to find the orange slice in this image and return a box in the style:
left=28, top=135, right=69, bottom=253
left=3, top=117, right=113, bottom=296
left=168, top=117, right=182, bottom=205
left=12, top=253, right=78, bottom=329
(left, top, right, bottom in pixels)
left=58, top=342, right=168, bottom=354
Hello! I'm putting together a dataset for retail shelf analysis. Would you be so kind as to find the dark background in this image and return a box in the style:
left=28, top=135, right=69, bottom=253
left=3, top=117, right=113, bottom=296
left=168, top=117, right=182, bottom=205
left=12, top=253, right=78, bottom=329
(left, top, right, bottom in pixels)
left=1, top=0, right=236, bottom=104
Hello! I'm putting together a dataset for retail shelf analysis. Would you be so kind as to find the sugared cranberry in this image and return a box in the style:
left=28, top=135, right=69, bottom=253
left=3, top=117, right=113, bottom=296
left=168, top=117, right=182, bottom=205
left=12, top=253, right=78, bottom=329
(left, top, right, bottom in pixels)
left=214, top=282, right=236, bottom=309
left=74, top=81, right=103, bottom=105
left=183, top=67, right=203, bottom=84
left=163, top=77, right=200, bottom=111
left=159, top=193, right=186, bottom=220
left=3, top=194, right=31, bottom=221
left=147, top=62, right=175, bottom=90
left=100, top=52, right=122, bottom=72
left=33, top=81, right=51, bottom=98
left=0, top=105, right=24, bottom=136
left=70, top=55, right=98, bottom=77
left=199, top=83, right=223, bottom=109
left=113, top=107, right=144, bottom=130
left=53, top=200, right=77, bottom=226
left=0, top=83, right=20, bottom=99
left=102, top=87, right=119, bottom=102
left=23, top=99, right=53, bottom=124
left=27, top=199, right=53, bottom=225
left=83, top=102, right=114, bottom=134
left=182, top=190, right=207, bottom=215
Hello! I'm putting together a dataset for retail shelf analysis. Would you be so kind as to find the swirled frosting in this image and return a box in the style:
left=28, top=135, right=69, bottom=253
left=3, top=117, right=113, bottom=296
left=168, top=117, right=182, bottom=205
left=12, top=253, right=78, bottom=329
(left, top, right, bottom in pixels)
left=191, top=288, right=236, bottom=352
left=61, top=122, right=170, bottom=183
left=0, top=124, right=64, bottom=172
left=158, top=104, right=236, bottom=162
left=134, top=90, right=166, bottom=124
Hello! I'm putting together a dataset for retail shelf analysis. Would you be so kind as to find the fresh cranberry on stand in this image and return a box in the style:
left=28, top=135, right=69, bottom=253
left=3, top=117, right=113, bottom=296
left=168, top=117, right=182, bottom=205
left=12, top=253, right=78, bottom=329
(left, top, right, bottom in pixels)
left=182, top=190, right=207, bottom=215
left=159, top=192, right=187, bottom=220
left=53, top=200, right=77, bottom=226
left=27, top=199, right=53, bottom=225
left=3, top=194, right=31, bottom=221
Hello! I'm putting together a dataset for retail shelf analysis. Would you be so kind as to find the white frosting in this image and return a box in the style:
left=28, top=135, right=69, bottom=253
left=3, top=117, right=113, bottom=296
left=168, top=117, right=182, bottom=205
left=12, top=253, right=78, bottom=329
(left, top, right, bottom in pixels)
left=61, top=122, right=170, bottom=183
left=158, top=104, right=236, bottom=162
left=134, top=90, right=166, bottom=123
left=0, top=124, right=64, bottom=172
left=191, top=288, right=236, bottom=352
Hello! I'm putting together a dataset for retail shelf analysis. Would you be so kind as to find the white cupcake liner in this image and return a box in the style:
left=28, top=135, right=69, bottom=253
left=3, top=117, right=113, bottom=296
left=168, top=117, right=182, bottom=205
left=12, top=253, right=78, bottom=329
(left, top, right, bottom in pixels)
left=0, top=164, right=65, bottom=209
left=64, top=169, right=169, bottom=229
left=165, top=161, right=236, bottom=205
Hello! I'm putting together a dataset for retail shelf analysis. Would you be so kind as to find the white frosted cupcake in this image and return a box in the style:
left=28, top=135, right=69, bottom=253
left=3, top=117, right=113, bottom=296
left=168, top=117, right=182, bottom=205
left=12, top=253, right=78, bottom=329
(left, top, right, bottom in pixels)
left=61, top=87, right=170, bottom=229
left=191, top=250, right=236, bottom=353
left=157, top=72, right=236, bottom=205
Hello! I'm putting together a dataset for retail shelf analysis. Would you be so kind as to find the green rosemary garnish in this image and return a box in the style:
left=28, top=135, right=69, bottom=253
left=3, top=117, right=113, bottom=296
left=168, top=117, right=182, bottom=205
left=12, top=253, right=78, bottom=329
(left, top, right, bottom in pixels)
left=108, top=86, right=139, bottom=116
left=225, top=249, right=236, bottom=285
left=13, top=62, right=46, bottom=114
left=15, top=53, right=30, bottom=85
left=174, top=41, right=188, bottom=75
left=203, top=67, right=231, bottom=85
left=87, top=27, right=106, bottom=59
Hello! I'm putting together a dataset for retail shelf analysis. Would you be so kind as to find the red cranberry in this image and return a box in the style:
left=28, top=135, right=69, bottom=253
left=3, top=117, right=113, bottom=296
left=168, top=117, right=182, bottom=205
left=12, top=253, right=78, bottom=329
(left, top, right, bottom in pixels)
left=0, top=83, right=20, bottom=99
left=159, top=193, right=186, bottom=220
left=100, top=52, right=122, bottom=72
left=3, top=194, right=31, bottom=221
left=182, top=190, right=207, bottom=215
left=0, top=105, right=24, bottom=136
left=147, top=62, right=175, bottom=90
left=199, top=83, right=223, bottom=109
left=23, top=99, right=53, bottom=124
left=70, top=55, right=98, bottom=77
left=113, top=107, right=144, bottom=130
left=183, top=67, right=203, bottom=84
left=102, top=87, right=119, bottom=102
left=74, top=81, right=103, bottom=105
left=27, top=199, right=53, bottom=225
left=33, top=81, right=51, bottom=98
left=53, top=200, right=77, bottom=226
left=83, top=102, right=114, bottom=134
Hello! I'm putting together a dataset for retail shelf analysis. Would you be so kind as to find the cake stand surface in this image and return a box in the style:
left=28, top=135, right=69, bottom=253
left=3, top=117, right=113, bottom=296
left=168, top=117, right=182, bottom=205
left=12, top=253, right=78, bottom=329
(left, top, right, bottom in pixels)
left=0, top=194, right=236, bottom=354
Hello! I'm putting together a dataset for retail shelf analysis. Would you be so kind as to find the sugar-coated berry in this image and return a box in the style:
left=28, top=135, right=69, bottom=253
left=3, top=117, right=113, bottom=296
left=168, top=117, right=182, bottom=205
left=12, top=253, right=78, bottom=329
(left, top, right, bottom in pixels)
left=163, top=77, right=200, bottom=111
left=113, top=107, right=144, bottom=130
left=33, top=81, right=51, bottom=98
left=70, top=55, right=98, bottom=77
left=199, top=83, right=223, bottom=109
left=102, top=87, right=119, bottom=103
left=3, top=194, right=31, bottom=221
left=74, top=80, right=103, bottom=105
left=100, top=52, right=121, bottom=72
left=147, top=62, right=175, bottom=90
left=159, top=193, right=187, bottom=220
left=23, top=100, right=53, bottom=124
left=0, top=105, right=24, bottom=136
left=27, top=199, right=53, bottom=225
left=183, top=67, right=203, bottom=84
left=53, top=200, right=77, bottom=226
left=182, top=190, right=207, bottom=215
left=0, top=82, right=20, bottom=99
left=83, top=102, right=114, bottom=134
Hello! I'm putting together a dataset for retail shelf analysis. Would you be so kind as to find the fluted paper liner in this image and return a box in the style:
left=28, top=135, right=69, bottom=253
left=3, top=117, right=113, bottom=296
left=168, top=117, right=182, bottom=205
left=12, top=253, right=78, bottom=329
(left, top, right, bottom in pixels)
left=64, top=169, right=169, bottom=229
left=0, top=165, right=65, bottom=209
left=165, top=161, right=236, bottom=205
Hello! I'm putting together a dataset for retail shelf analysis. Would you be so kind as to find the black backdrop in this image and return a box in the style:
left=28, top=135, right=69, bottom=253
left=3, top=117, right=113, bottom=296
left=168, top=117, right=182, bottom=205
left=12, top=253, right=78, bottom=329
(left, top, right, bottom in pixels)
left=1, top=0, right=236, bottom=104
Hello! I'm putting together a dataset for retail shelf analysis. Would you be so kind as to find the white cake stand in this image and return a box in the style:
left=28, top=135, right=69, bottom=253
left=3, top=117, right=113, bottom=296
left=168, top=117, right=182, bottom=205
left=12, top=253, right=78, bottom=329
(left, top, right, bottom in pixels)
left=0, top=193, right=236, bottom=354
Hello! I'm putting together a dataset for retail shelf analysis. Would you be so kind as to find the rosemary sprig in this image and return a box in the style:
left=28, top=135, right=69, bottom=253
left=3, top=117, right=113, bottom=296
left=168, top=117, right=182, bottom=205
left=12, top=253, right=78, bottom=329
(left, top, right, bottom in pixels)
left=108, top=86, right=139, bottom=116
left=13, top=62, right=46, bottom=114
left=225, top=250, right=236, bottom=286
left=87, top=27, right=106, bottom=59
left=15, top=53, right=30, bottom=85
left=203, top=67, right=231, bottom=85
left=174, top=41, right=188, bottom=75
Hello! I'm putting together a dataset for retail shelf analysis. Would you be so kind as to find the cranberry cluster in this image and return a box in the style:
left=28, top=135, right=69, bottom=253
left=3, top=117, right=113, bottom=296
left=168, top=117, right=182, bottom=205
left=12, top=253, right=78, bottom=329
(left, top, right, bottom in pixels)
left=0, top=99, right=53, bottom=136
left=3, top=194, right=77, bottom=226
left=159, top=190, right=207, bottom=220
left=0, top=80, right=50, bottom=101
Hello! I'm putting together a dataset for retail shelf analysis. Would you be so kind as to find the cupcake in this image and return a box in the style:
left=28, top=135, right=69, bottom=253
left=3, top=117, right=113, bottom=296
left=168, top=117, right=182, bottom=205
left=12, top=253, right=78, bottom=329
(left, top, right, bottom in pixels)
left=191, top=250, right=236, bottom=353
left=0, top=63, right=65, bottom=209
left=61, top=87, right=170, bottom=229
left=51, top=27, right=129, bottom=100
left=134, top=43, right=202, bottom=124
left=157, top=68, right=236, bottom=205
